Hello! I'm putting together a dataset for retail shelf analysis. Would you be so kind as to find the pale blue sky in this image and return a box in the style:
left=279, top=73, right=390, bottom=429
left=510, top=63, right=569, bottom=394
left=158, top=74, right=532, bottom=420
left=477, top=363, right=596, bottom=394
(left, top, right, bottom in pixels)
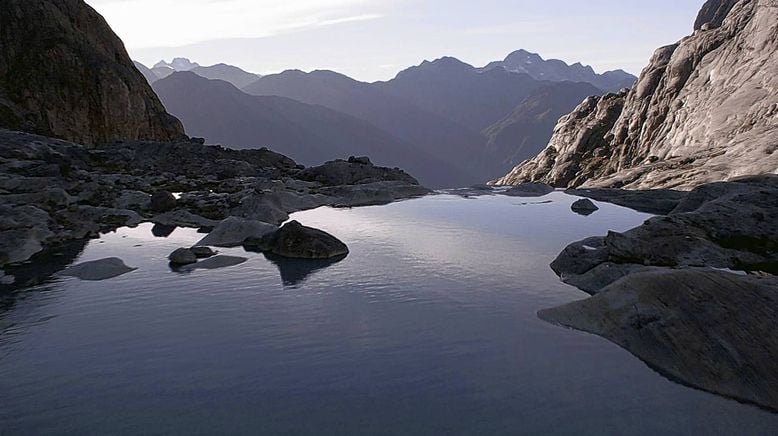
left=86, top=0, right=705, bottom=82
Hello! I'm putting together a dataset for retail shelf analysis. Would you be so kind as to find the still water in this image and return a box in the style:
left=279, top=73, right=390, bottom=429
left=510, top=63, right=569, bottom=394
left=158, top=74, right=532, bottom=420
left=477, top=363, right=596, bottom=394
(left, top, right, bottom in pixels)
left=1, top=192, right=777, bottom=435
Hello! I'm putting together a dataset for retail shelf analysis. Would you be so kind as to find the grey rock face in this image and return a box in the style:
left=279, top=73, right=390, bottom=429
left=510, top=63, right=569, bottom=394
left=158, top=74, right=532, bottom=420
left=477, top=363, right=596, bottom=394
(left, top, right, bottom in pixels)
left=540, top=270, right=778, bottom=412
left=496, top=0, right=778, bottom=190
left=570, top=199, right=599, bottom=215
left=255, top=221, right=349, bottom=260
left=60, top=257, right=137, bottom=281
left=150, top=191, right=177, bottom=213
left=0, top=0, right=185, bottom=144
left=196, top=217, right=278, bottom=248
left=189, top=246, right=216, bottom=259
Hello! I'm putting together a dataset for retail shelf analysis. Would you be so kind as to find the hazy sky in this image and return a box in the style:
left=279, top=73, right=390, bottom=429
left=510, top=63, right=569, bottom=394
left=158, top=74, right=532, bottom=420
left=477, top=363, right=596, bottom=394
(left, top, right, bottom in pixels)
left=86, top=0, right=705, bottom=82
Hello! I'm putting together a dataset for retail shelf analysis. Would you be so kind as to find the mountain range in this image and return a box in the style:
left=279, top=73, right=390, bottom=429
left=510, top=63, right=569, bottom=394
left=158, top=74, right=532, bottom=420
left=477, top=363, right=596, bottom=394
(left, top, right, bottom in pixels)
left=149, top=53, right=634, bottom=187
left=136, top=58, right=262, bottom=89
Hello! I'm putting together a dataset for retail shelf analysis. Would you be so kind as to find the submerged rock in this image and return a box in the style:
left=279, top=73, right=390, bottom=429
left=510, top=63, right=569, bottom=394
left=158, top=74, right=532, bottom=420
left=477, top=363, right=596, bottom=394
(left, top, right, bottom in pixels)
left=196, top=216, right=278, bottom=248
left=168, top=248, right=197, bottom=266
left=189, top=246, right=217, bottom=259
left=250, top=221, right=349, bottom=260
left=539, top=269, right=778, bottom=412
left=60, top=258, right=137, bottom=281
left=150, top=191, right=177, bottom=213
left=178, top=255, right=247, bottom=271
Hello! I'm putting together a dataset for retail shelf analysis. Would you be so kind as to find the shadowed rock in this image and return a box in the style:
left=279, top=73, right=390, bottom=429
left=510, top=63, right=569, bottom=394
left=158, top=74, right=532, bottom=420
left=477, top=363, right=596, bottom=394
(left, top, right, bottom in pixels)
left=178, top=255, right=247, bottom=271
left=248, top=221, right=349, bottom=260
left=263, top=252, right=346, bottom=287
left=571, top=199, right=599, bottom=216
left=197, top=217, right=277, bottom=248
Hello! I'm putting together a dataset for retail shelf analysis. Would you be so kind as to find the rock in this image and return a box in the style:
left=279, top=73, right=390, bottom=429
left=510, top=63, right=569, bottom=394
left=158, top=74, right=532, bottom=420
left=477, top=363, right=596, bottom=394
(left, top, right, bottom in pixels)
left=196, top=216, right=277, bottom=248
left=189, top=246, right=216, bottom=259
left=297, top=158, right=419, bottom=186
left=150, top=191, right=177, bottom=212
left=566, top=188, right=687, bottom=215
left=319, top=181, right=430, bottom=207
left=115, top=190, right=151, bottom=210
left=59, top=257, right=137, bottom=281
left=0, top=228, right=51, bottom=267
left=168, top=248, right=197, bottom=265
left=0, top=270, right=15, bottom=285
left=503, top=183, right=554, bottom=197
left=256, top=221, right=349, bottom=259
left=229, top=192, right=290, bottom=225
left=494, top=1, right=778, bottom=190
left=178, top=255, right=247, bottom=271
left=571, top=198, right=599, bottom=215
left=539, top=270, right=778, bottom=412
left=348, top=156, right=371, bottom=165
left=0, top=0, right=185, bottom=144
left=151, top=210, right=220, bottom=229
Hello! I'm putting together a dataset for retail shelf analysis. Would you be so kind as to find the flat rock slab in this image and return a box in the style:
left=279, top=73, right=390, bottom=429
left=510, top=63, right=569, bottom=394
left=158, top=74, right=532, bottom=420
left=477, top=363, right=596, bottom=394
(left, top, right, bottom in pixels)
left=60, top=258, right=137, bottom=281
left=196, top=217, right=278, bottom=248
left=179, top=255, right=247, bottom=271
left=540, top=269, right=778, bottom=412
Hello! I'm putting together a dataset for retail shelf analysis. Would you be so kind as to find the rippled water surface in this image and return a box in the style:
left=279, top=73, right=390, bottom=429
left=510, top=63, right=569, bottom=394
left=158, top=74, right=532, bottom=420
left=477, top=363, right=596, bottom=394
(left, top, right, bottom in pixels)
left=2, top=192, right=777, bottom=435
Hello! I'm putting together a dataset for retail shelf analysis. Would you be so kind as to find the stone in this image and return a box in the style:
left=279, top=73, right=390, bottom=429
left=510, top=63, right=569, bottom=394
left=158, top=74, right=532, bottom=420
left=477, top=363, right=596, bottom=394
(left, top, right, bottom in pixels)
left=566, top=188, right=687, bottom=215
left=151, top=210, right=220, bottom=229
left=259, top=221, right=349, bottom=259
left=503, top=183, right=554, bottom=197
left=539, top=269, right=778, bottom=412
left=179, top=255, right=247, bottom=271
left=319, top=181, right=430, bottom=207
left=196, top=216, right=277, bottom=248
left=115, top=190, right=151, bottom=210
left=150, top=191, right=177, bottom=212
left=0, top=270, right=15, bottom=285
left=297, top=158, right=419, bottom=186
left=571, top=198, right=599, bottom=215
left=168, top=248, right=197, bottom=265
left=189, top=246, right=217, bottom=259
left=59, top=257, right=137, bottom=281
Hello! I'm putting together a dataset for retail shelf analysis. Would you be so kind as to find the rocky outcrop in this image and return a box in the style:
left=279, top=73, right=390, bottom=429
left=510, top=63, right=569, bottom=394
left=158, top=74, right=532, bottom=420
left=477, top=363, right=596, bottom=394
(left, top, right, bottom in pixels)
left=245, top=221, right=349, bottom=260
left=540, top=175, right=778, bottom=410
left=0, top=129, right=427, bottom=267
left=495, top=0, right=778, bottom=190
left=0, top=0, right=185, bottom=144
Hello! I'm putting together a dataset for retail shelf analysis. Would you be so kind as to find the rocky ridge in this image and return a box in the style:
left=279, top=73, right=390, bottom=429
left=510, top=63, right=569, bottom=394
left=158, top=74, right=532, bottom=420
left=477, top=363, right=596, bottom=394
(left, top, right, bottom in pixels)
left=494, top=0, right=778, bottom=190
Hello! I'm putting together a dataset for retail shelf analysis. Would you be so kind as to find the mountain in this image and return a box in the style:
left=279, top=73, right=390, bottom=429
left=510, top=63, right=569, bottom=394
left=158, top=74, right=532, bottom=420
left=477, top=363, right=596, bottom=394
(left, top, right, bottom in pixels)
left=0, top=0, right=185, bottom=145
left=133, top=61, right=158, bottom=84
left=480, top=81, right=603, bottom=171
left=243, top=69, right=484, bottom=182
left=153, top=72, right=466, bottom=187
left=482, top=50, right=637, bottom=92
left=155, top=57, right=200, bottom=71
left=494, top=0, right=778, bottom=190
left=375, top=57, right=548, bottom=132
left=192, top=64, right=260, bottom=89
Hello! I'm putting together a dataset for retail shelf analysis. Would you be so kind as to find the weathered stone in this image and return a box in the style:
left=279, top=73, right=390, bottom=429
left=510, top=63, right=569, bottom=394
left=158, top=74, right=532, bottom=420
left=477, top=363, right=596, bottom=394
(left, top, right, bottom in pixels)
left=150, top=191, right=177, bottom=212
left=189, top=246, right=217, bottom=259
left=540, top=270, right=778, bottom=412
left=168, top=248, right=197, bottom=266
left=259, top=221, right=349, bottom=259
left=571, top=198, right=599, bottom=215
left=196, top=216, right=278, bottom=248
left=178, top=255, right=247, bottom=271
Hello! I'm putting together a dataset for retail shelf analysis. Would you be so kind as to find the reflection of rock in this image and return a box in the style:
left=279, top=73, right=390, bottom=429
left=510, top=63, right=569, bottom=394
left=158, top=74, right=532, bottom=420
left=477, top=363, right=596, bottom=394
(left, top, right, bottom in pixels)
left=197, top=217, right=277, bottom=248
left=151, top=224, right=177, bottom=238
left=264, top=252, right=346, bottom=286
left=252, top=221, right=349, bottom=259
left=60, top=257, right=137, bottom=281
left=540, top=269, right=778, bottom=412
left=566, top=188, right=686, bottom=215
left=1, top=239, right=88, bottom=291
left=151, top=210, right=219, bottom=229
left=178, top=255, right=247, bottom=271
left=571, top=198, right=599, bottom=216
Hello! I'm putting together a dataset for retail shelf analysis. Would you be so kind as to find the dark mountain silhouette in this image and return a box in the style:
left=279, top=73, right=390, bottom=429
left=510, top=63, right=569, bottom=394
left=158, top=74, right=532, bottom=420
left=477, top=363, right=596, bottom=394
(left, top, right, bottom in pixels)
left=153, top=72, right=467, bottom=187
left=0, top=0, right=185, bottom=144
left=480, top=81, right=603, bottom=172
left=375, top=57, right=547, bottom=132
left=192, top=64, right=260, bottom=89
left=133, top=61, right=158, bottom=84
left=243, top=69, right=484, bottom=182
left=482, top=49, right=636, bottom=92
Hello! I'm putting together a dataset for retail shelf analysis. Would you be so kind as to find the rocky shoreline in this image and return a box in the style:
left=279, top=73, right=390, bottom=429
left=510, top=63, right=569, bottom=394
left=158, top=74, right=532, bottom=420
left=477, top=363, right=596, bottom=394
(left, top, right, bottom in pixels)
left=539, top=175, right=778, bottom=411
left=0, top=129, right=429, bottom=287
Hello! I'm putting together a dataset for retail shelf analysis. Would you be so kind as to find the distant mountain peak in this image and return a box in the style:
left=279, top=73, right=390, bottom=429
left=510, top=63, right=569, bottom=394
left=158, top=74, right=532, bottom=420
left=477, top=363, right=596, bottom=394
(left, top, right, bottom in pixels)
left=154, top=57, right=201, bottom=71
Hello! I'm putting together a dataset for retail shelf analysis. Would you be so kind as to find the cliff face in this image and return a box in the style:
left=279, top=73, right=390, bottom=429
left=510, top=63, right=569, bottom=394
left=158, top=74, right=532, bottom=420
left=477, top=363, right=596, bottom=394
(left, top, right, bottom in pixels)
left=494, top=0, right=778, bottom=189
left=0, top=0, right=185, bottom=145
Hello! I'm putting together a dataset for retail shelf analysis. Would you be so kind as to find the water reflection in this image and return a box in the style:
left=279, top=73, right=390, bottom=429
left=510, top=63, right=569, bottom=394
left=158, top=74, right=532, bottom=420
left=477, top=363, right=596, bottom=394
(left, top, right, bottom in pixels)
left=263, top=253, right=347, bottom=287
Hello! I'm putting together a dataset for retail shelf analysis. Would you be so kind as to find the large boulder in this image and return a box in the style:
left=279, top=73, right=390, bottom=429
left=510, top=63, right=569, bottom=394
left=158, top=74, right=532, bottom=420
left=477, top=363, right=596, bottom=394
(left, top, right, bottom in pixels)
left=0, top=0, right=185, bottom=144
left=540, top=269, right=778, bottom=412
left=249, top=221, right=349, bottom=259
left=297, top=158, right=419, bottom=186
